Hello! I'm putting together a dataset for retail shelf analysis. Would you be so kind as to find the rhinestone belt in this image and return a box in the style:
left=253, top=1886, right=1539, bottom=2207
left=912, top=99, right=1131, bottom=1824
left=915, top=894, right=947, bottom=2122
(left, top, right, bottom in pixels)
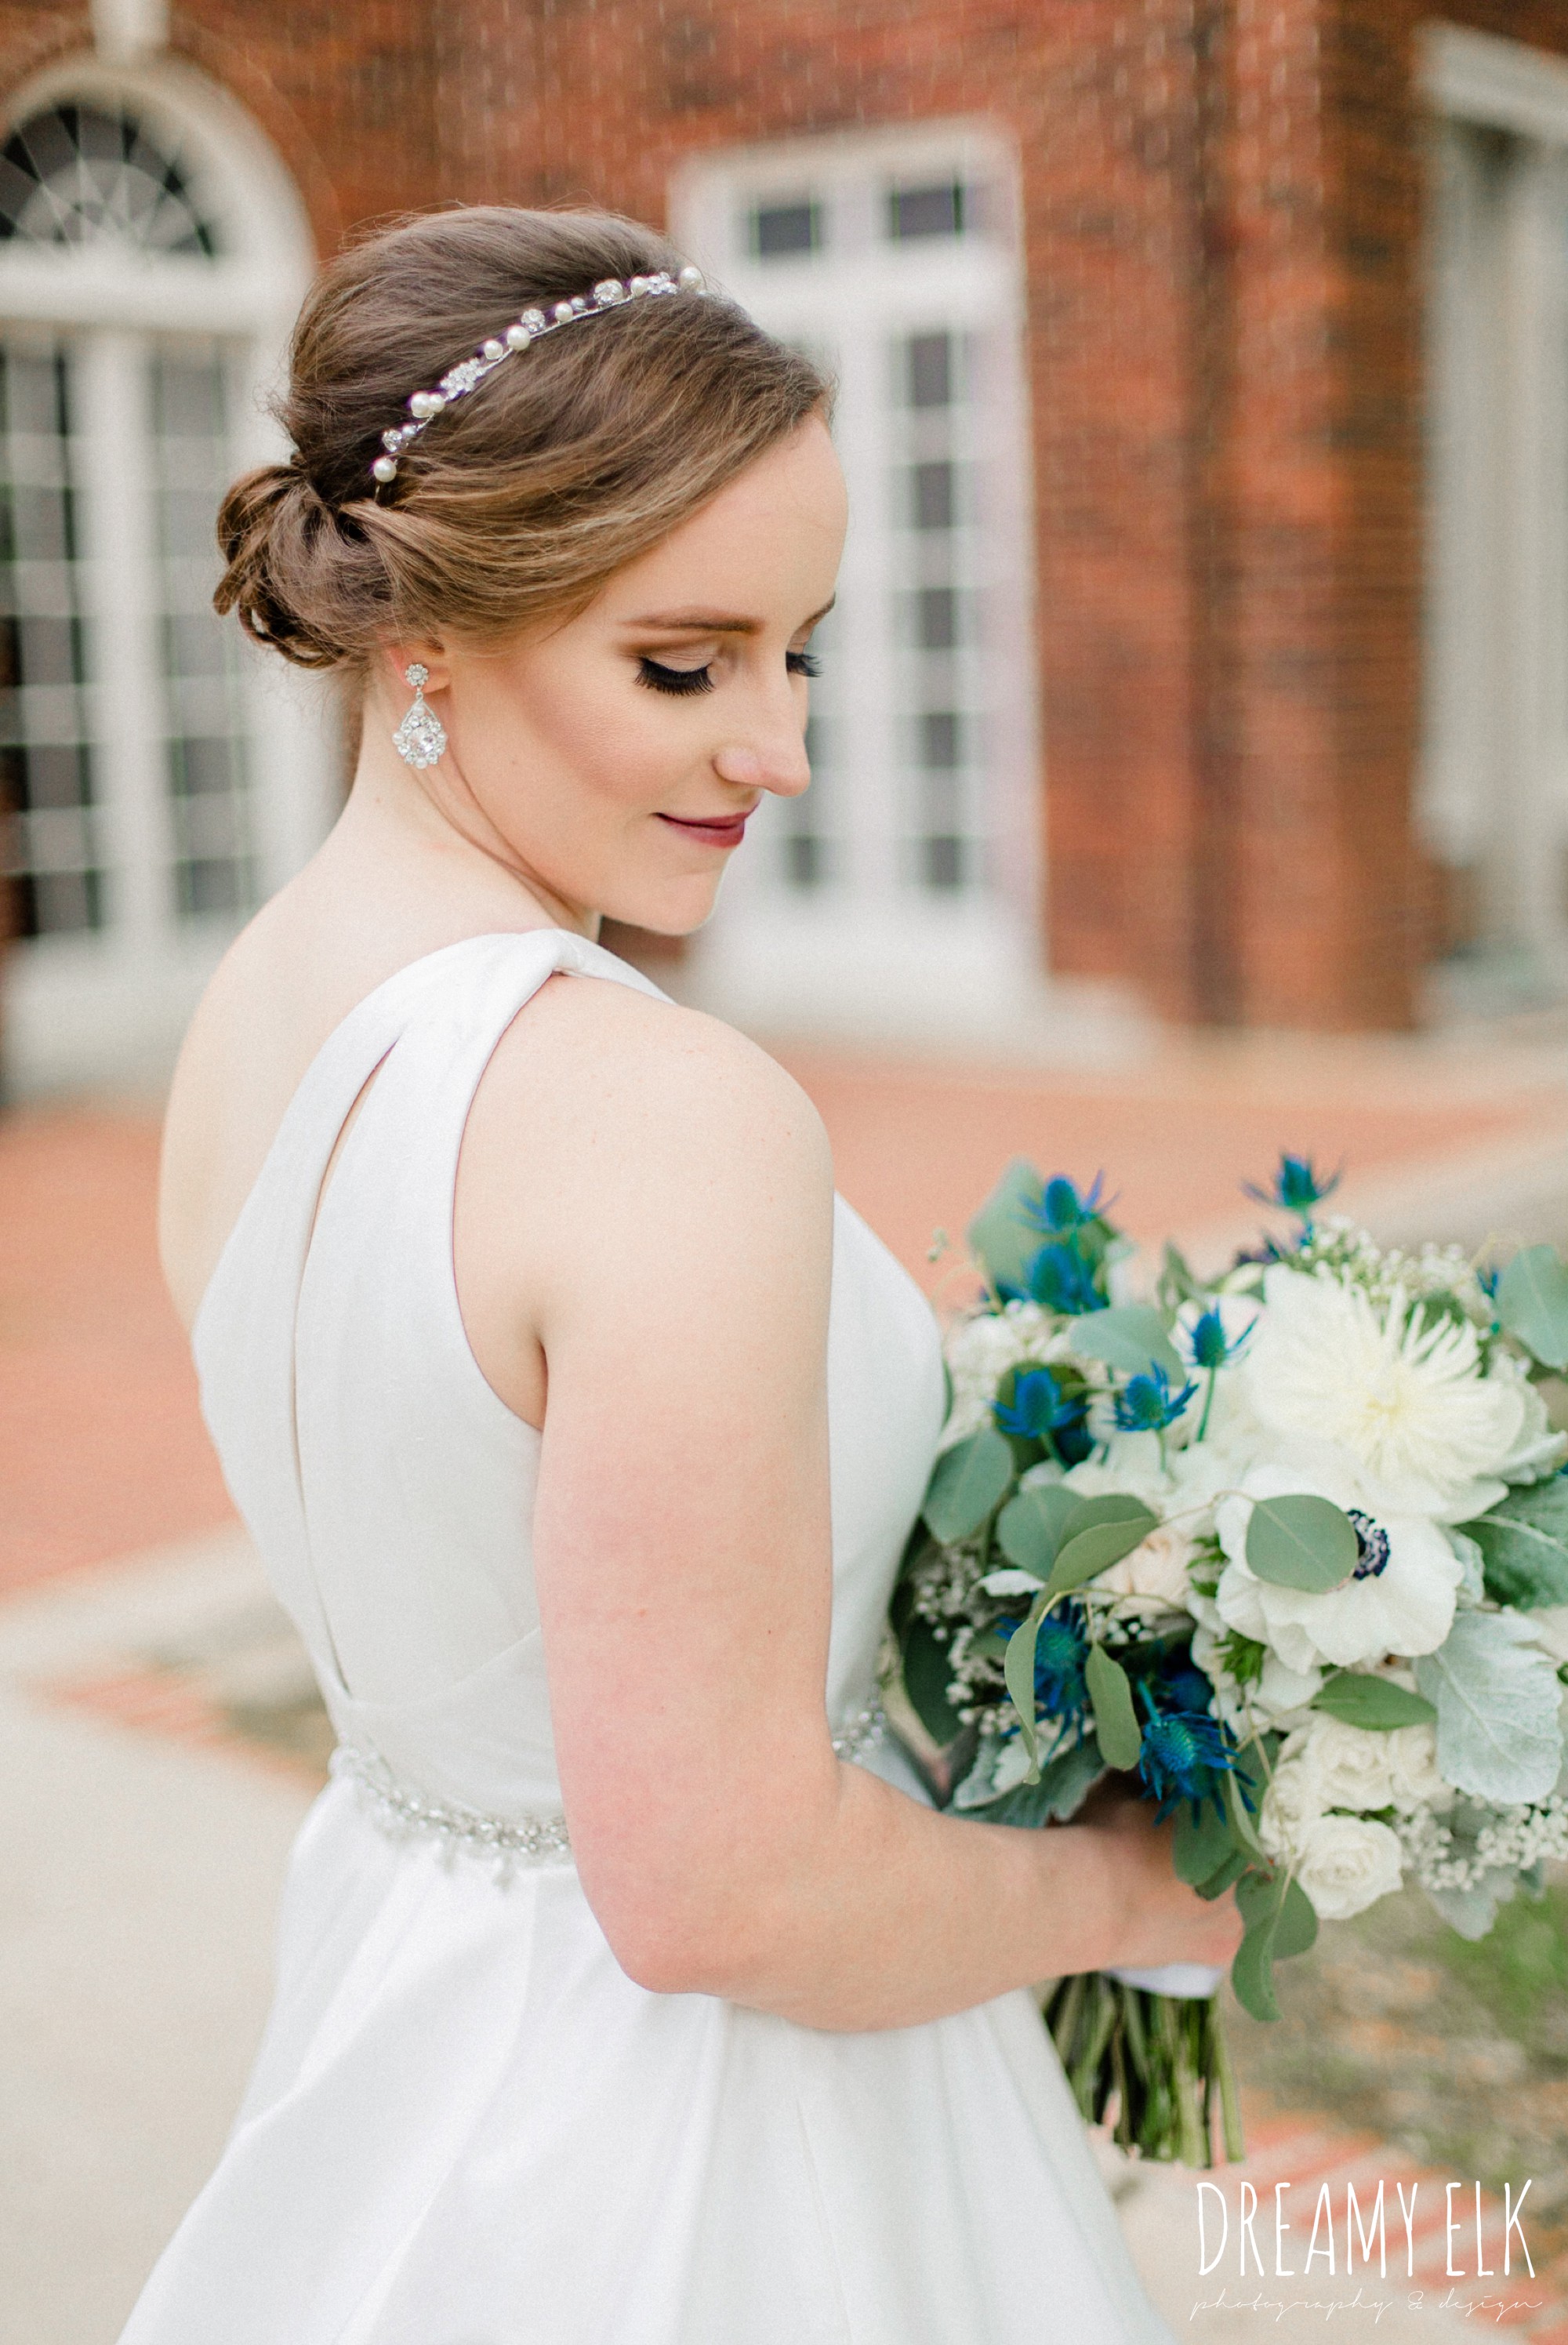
left=332, top=1700, right=888, bottom=1878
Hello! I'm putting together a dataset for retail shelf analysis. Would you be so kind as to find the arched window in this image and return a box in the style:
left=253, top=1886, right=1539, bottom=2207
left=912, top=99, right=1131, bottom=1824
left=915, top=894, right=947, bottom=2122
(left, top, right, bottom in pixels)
left=0, top=62, right=327, bottom=1089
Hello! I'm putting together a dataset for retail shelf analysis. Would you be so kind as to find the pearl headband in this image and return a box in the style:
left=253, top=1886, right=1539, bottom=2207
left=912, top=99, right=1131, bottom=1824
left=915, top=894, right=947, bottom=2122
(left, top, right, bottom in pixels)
left=370, top=264, right=707, bottom=488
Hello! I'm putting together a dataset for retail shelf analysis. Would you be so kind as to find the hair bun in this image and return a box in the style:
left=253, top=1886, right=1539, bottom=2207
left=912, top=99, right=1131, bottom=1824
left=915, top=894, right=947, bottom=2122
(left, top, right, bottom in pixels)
left=214, top=459, right=374, bottom=671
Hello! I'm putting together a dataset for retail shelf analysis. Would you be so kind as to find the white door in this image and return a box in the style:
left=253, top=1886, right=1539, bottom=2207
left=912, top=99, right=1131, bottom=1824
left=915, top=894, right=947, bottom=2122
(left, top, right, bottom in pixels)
left=1421, top=30, right=1568, bottom=1000
left=671, top=126, right=1044, bottom=1041
left=0, top=71, right=329, bottom=1092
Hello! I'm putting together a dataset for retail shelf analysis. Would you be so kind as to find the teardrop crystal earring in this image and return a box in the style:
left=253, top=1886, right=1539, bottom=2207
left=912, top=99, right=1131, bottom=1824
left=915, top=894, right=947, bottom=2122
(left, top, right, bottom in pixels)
left=392, top=662, right=448, bottom=769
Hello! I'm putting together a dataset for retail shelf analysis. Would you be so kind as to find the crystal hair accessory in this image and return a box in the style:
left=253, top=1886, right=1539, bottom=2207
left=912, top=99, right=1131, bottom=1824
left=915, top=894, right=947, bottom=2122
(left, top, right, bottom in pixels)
left=392, top=662, right=447, bottom=768
left=370, top=266, right=707, bottom=488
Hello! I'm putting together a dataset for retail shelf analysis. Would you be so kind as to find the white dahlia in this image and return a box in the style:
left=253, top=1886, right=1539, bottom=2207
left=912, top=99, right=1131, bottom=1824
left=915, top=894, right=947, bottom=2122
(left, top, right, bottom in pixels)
left=1242, top=1265, right=1525, bottom=1520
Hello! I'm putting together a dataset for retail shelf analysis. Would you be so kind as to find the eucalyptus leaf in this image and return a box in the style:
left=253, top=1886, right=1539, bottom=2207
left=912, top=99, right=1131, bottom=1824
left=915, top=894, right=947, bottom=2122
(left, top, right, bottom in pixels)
left=898, top=1617, right=965, bottom=1748
left=923, top=1426, right=1015, bottom=1545
left=1498, top=1243, right=1568, bottom=1372
left=967, top=1158, right=1049, bottom=1298
left=1461, top=1476, right=1568, bottom=1610
left=1173, top=1798, right=1237, bottom=1887
left=1273, top=1877, right=1319, bottom=1961
left=1414, top=1610, right=1564, bottom=1804
left=978, top=1736, right=1105, bottom=1828
left=1049, top=1497, right=1161, bottom=1595
left=1312, top=1672, right=1437, bottom=1730
left=1229, top=1880, right=1281, bottom=2024
left=1246, top=1494, right=1359, bottom=1592
left=1003, top=1592, right=1051, bottom=1774
left=1085, top=1643, right=1142, bottom=1770
left=996, top=1483, right=1083, bottom=1580
left=1194, top=1848, right=1250, bottom=1901
left=1160, top=1240, right=1203, bottom=1307
left=1066, top=1304, right=1185, bottom=1382
left=1224, top=1763, right=1267, bottom=1859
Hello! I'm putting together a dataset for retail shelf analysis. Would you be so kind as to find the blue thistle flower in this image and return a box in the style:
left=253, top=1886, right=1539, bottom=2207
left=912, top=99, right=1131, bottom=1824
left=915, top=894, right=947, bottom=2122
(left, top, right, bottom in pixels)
left=1187, top=1306, right=1249, bottom=1370
left=1243, top=1153, right=1341, bottom=1220
left=1137, top=1710, right=1243, bottom=1823
left=1022, top=1171, right=1116, bottom=1236
left=993, top=1367, right=1089, bottom=1453
left=1025, top=1241, right=1104, bottom=1316
left=1000, top=1603, right=1090, bottom=1729
left=1032, top=1611, right=1090, bottom=1722
left=1112, top=1362, right=1198, bottom=1435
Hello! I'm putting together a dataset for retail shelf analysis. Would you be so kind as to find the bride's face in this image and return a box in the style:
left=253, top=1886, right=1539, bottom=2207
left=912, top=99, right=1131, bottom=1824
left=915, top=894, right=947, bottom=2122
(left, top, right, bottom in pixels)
left=383, top=415, right=846, bottom=935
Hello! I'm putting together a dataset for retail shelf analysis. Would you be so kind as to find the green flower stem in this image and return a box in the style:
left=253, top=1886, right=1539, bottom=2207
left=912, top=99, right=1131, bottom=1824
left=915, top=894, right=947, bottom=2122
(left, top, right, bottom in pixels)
left=1196, top=1365, right=1219, bottom=1443
left=1044, top=1977, right=1246, bottom=2169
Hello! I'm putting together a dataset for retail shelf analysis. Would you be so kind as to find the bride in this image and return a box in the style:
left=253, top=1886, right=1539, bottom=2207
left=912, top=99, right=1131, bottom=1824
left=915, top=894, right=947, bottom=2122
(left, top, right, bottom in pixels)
left=136, top=205, right=1238, bottom=2343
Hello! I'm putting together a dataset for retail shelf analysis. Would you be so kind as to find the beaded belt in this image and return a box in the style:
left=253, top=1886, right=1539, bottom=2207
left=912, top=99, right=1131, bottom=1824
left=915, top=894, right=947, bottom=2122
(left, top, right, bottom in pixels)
left=332, top=1700, right=888, bottom=1879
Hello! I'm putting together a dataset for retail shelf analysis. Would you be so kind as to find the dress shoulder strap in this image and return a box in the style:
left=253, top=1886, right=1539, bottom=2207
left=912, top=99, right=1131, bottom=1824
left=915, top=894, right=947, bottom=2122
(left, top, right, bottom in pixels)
left=193, top=929, right=666, bottom=1700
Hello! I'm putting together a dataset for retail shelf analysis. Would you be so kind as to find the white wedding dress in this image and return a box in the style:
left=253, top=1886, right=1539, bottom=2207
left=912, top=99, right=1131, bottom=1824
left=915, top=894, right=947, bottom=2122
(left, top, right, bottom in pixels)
left=120, top=929, right=1172, bottom=2345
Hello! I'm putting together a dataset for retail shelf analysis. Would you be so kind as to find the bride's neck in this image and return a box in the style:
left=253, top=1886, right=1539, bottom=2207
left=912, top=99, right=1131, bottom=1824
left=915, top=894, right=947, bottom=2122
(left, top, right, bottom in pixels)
left=336, top=725, right=597, bottom=942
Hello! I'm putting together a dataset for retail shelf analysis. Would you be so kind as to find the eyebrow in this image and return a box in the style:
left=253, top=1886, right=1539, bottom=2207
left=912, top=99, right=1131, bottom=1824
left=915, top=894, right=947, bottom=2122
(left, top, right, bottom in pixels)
left=619, top=598, right=837, bottom=633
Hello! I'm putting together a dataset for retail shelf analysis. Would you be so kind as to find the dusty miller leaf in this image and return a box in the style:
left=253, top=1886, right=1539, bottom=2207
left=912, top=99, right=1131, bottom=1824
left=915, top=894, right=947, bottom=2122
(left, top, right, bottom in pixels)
left=1414, top=1610, right=1564, bottom=1804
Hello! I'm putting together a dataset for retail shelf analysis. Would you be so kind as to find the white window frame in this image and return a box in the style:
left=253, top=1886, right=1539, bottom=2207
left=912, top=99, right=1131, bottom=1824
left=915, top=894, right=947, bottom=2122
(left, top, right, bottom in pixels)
left=670, top=122, right=1047, bottom=1044
left=0, top=53, right=330, bottom=1091
left=1419, top=23, right=1568, bottom=988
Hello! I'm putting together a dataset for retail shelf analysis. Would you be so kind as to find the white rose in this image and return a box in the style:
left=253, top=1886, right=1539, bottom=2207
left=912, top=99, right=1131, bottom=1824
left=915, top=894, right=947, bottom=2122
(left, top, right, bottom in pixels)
left=1300, top=1715, right=1395, bottom=1812
left=1385, top=1722, right=1454, bottom=1812
left=1294, top=1813, right=1404, bottom=1921
left=1214, top=1461, right=1462, bottom=1672
left=1258, top=1758, right=1324, bottom=1860
left=1097, top=1522, right=1197, bottom=1614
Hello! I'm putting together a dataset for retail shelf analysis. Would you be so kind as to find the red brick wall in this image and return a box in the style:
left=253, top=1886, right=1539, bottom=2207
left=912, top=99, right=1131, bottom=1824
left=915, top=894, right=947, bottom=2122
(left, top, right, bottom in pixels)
left=7, top=0, right=1568, bottom=1028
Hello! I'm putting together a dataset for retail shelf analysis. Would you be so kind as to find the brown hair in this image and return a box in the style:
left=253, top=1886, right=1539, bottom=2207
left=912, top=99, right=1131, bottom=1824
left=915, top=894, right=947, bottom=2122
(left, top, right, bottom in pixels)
left=215, top=207, right=829, bottom=672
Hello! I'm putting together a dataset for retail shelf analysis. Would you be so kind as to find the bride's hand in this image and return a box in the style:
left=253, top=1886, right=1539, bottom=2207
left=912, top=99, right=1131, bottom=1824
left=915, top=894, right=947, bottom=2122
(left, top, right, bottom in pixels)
left=1076, top=1782, right=1246, bottom=1973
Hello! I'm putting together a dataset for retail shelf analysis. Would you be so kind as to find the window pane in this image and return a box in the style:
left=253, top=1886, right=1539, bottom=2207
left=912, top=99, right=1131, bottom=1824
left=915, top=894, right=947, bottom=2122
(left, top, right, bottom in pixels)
left=911, top=585, right=960, bottom=649
left=750, top=199, right=820, bottom=260
left=910, top=460, right=956, bottom=531
left=888, top=182, right=967, bottom=241
left=906, top=332, right=953, bottom=409
left=0, top=338, right=100, bottom=937
left=151, top=343, right=256, bottom=923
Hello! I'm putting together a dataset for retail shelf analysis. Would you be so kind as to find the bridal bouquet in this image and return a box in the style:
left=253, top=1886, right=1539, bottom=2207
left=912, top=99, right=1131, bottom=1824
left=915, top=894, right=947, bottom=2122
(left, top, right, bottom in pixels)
left=886, top=1156, right=1568, bottom=2167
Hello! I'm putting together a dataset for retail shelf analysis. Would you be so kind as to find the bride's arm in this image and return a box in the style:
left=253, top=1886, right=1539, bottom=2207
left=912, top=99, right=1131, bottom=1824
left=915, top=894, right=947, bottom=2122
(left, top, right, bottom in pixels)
left=459, top=977, right=1241, bottom=2033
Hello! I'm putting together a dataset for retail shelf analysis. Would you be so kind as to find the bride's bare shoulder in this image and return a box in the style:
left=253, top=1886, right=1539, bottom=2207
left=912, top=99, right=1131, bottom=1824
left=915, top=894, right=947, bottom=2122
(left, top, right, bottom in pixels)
left=486, top=964, right=829, bottom=1180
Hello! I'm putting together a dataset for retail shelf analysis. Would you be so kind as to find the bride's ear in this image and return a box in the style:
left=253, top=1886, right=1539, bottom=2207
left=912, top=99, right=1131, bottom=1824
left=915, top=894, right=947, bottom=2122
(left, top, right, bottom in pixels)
left=381, top=641, right=451, bottom=695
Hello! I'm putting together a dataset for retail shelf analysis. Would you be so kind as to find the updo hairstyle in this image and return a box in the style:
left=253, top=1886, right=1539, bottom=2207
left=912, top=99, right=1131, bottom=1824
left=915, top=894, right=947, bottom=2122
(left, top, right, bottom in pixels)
left=215, top=207, right=830, bottom=673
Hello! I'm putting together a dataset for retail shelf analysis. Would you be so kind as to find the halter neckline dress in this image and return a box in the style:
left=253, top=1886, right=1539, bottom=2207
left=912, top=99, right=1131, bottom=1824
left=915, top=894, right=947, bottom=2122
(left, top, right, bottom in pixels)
left=120, top=927, right=1171, bottom=2345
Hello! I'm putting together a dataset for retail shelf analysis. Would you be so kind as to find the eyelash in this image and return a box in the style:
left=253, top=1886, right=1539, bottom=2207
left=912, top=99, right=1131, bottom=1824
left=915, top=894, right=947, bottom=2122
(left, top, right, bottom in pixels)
left=635, top=650, right=822, bottom=699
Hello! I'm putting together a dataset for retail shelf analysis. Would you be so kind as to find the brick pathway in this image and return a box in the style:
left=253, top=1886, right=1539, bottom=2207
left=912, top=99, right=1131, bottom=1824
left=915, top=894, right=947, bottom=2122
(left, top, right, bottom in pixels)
left=0, top=1110, right=229, bottom=1595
